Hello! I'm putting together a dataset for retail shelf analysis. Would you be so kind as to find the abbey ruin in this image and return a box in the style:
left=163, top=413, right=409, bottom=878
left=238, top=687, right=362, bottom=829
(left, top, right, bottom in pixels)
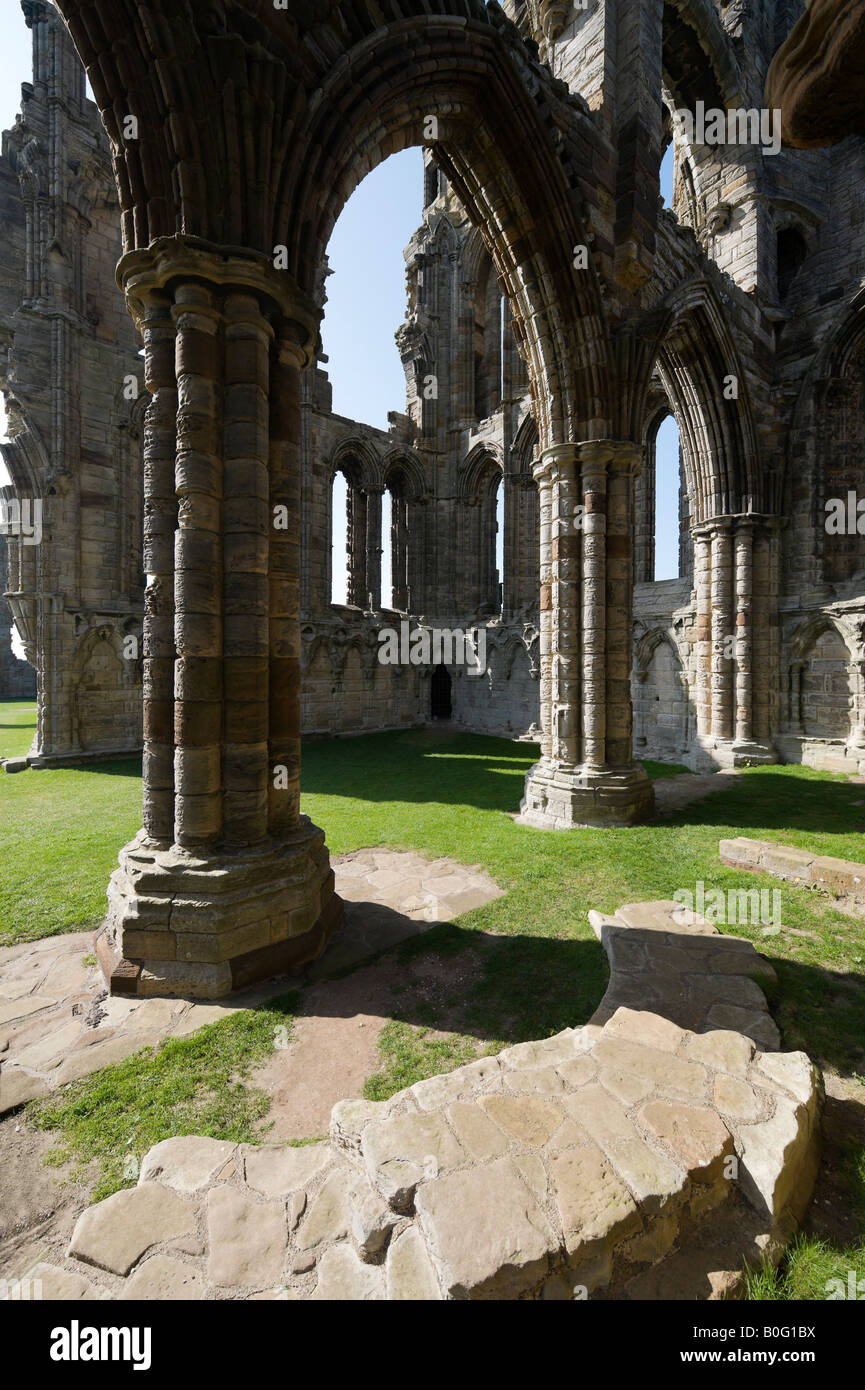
left=0, top=0, right=864, bottom=1312
left=4, top=0, right=863, bottom=789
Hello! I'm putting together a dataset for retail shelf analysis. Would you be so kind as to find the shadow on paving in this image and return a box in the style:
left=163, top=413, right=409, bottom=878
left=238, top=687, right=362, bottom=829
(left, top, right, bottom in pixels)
left=254, top=901, right=865, bottom=1078
left=254, top=912, right=611, bottom=1050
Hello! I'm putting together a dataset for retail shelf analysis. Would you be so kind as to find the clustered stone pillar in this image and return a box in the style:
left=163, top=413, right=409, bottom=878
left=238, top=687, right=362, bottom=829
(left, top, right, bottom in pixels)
left=691, top=517, right=777, bottom=768
left=519, top=441, right=654, bottom=828
left=365, top=486, right=383, bottom=611
left=97, top=239, right=342, bottom=999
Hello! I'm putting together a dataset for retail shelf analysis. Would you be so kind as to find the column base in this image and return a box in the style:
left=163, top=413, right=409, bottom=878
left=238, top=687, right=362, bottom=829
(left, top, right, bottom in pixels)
left=96, top=817, right=343, bottom=999
left=516, top=759, right=655, bottom=829
left=690, top=738, right=778, bottom=771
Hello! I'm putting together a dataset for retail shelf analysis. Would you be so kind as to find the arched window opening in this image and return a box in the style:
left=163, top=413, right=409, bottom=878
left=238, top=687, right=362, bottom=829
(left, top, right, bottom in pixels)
left=495, top=477, right=504, bottom=614
left=654, top=414, right=684, bottom=581
left=465, top=459, right=503, bottom=616
left=323, top=149, right=422, bottom=430
left=330, top=461, right=370, bottom=608
left=381, top=487, right=393, bottom=610
left=473, top=259, right=503, bottom=421
left=637, top=412, right=686, bottom=583
left=660, top=140, right=674, bottom=210
left=777, top=227, right=807, bottom=301
left=330, top=470, right=349, bottom=606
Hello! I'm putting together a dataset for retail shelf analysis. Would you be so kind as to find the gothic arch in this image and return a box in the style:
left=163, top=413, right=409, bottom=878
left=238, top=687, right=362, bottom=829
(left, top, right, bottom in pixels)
left=649, top=280, right=760, bottom=523
left=512, top=415, right=539, bottom=479
left=330, top=437, right=382, bottom=493
left=661, top=0, right=743, bottom=116
left=787, top=614, right=856, bottom=742
left=790, top=611, right=857, bottom=663
left=459, top=444, right=504, bottom=502
left=634, top=625, right=684, bottom=683
left=55, top=1, right=610, bottom=448
left=381, top=449, right=426, bottom=502
left=788, top=292, right=865, bottom=589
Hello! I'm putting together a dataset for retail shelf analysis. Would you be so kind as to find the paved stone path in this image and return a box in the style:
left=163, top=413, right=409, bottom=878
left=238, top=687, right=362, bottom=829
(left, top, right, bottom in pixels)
left=10, top=901, right=821, bottom=1301
left=0, top=850, right=503, bottom=1117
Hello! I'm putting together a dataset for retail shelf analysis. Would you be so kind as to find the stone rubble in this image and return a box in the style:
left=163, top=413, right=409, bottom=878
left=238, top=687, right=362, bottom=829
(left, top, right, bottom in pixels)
left=13, top=902, right=820, bottom=1301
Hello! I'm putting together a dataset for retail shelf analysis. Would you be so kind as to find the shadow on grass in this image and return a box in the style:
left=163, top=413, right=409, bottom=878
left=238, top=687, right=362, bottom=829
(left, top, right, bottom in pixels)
left=278, top=904, right=865, bottom=1078
left=664, top=768, right=865, bottom=840
left=301, top=730, right=692, bottom=813
left=37, top=758, right=144, bottom=779
left=269, top=914, right=610, bottom=1048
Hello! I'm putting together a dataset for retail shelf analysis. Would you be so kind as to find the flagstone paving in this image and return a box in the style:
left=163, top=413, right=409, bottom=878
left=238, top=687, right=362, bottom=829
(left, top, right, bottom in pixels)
left=9, top=901, right=821, bottom=1301
left=0, top=850, right=504, bottom=1117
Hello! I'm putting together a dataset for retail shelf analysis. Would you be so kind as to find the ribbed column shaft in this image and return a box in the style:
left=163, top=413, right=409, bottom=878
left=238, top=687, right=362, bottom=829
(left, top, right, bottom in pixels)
left=580, top=447, right=608, bottom=772
left=140, top=296, right=177, bottom=843
left=693, top=531, right=712, bottom=738
left=365, top=487, right=383, bottom=610
left=605, top=446, right=641, bottom=767
left=550, top=451, right=580, bottom=767
left=710, top=522, right=734, bottom=741
left=172, top=284, right=223, bottom=849
left=734, top=519, right=754, bottom=744
left=535, top=458, right=554, bottom=762
left=751, top=524, right=770, bottom=743
left=222, top=293, right=272, bottom=845
left=268, top=332, right=304, bottom=836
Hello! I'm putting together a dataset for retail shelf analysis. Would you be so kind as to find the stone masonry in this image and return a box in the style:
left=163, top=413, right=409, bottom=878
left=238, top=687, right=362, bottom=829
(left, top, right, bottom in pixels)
left=0, top=0, right=861, bottom=988
left=11, top=900, right=821, bottom=1300
left=0, top=2, right=143, bottom=757
left=3, top=1, right=865, bottom=785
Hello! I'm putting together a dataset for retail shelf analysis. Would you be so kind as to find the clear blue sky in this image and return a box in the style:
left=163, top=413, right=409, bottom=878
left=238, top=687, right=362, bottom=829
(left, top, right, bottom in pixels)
left=0, top=5, right=681, bottom=588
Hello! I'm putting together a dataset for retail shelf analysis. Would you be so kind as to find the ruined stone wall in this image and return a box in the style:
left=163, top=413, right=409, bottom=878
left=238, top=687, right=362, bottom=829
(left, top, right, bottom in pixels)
left=0, top=0, right=143, bottom=762
left=0, top=532, right=36, bottom=699
left=4, top=0, right=865, bottom=780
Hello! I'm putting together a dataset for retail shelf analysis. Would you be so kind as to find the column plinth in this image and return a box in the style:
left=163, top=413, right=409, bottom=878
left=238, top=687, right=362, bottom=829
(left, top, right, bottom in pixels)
left=97, top=238, right=342, bottom=998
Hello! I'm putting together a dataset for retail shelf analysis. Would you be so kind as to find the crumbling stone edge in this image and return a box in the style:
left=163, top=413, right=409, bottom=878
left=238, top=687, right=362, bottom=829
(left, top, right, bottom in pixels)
left=24, top=901, right=822, bottom=1301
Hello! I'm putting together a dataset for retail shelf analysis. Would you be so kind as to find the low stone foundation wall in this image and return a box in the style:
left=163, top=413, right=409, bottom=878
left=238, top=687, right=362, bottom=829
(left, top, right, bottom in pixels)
left=25, top=900, right=822, bottom=1301
left=720, top=837, right=865, bottom=901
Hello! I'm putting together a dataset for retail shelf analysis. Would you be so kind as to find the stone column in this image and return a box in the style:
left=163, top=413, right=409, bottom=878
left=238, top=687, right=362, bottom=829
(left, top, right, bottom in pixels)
left=581, top=444, right=607, bottom=773
left=788, top=660, right=804, bottom=735
left=711, top=519, right=734, bottom=744
left=733, top=518, right=753, bottom=746
left=692, top=516, right=777, bottom=767
left=850, top=659, right=865, bottom=749
left=346, top=484, right=368, bottom=609
left=692, top=529, right=713, bottom=742
left=748, top=521, right=780, bottom=759
left=141, top=294, right=178, bottom=843
left=365, top=487, right=383, bottom=611
left=98, top=239, right=342, bottom=999
left=534, top=455, right=554, bottom=763
left=519, top=441, right=653, bottom=828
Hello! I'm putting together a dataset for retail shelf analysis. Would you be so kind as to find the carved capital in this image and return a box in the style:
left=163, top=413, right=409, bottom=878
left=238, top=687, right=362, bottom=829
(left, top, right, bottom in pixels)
left=118, top=236, right=321, bottom=368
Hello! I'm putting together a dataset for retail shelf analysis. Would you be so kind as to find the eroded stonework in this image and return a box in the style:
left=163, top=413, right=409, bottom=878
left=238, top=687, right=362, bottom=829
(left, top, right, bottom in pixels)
left=12, top=902, right=822, bottom=1301
left=0, top=0, right=863, bottom=983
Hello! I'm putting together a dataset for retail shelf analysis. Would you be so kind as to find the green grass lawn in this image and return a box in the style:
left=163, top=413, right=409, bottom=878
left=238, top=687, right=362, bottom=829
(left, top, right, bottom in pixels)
left=5, top=711, right=865, bottom=1296
left=0, top=698, right=38, bottom=759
